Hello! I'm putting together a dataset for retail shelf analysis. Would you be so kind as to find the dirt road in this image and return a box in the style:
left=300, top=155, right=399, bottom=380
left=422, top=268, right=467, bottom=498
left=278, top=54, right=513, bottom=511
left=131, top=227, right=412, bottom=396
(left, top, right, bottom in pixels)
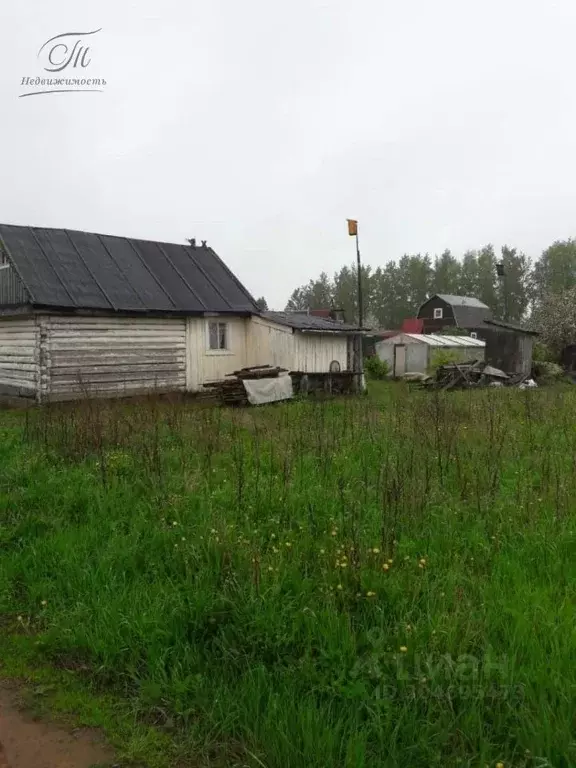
left=0, top=683, right=114, bottom=768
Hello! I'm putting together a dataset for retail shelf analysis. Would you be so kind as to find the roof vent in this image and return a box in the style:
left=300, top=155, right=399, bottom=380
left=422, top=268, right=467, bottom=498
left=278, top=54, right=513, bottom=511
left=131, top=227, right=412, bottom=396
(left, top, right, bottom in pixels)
left=201, top=240, right=207, bottom=248
left=187, top=238, right=196, bottom=247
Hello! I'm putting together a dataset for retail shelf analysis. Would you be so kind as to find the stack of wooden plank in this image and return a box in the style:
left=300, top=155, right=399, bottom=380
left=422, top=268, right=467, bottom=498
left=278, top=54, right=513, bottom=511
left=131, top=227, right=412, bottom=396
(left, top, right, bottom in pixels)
left=203, top=365, right=289, bottom=406
left=425, top=360, right=509, bottom=391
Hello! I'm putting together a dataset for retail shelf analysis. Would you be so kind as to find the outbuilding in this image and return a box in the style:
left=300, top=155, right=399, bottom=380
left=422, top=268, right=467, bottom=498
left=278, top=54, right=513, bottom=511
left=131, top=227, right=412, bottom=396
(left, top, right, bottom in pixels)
left=417, top=294, right=491, bottom=333
left=474, top=319, right=538, bottom=376
left=0, top=224, right=365, bottom=402
left=375, top=333, right=486, bottom=377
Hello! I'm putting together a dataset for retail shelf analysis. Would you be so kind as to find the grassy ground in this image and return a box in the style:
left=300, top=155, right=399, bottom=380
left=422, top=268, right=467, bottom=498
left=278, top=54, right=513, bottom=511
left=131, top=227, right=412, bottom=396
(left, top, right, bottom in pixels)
left=0, top=385, right=575, bottom=767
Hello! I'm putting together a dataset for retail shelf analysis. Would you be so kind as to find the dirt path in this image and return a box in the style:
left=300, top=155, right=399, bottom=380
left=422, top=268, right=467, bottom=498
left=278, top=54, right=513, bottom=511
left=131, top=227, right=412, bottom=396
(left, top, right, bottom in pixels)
left=0, top=683, right=115, bottom=768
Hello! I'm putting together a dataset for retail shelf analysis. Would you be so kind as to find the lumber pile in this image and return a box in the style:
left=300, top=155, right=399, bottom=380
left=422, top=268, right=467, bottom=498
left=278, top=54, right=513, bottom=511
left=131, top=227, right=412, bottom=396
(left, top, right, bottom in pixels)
left=203, top=365, right=288, bottom=406
left=424, top=360, right=509, bottom=390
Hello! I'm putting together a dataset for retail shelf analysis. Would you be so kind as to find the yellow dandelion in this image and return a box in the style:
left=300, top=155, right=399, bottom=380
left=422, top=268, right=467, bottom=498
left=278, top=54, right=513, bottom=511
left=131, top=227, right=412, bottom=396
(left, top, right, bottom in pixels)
left=496, top=763, right=504, bottom=768
left=285, top=542, right=292, bottom=548
left=320, top=548, right=325, bottom=554
left=366, top=591, right=376, bottom=598
left=272, top=547, right=279, bottom=554
left=372, top=547, right=380, bottom=554
left=172, top=521, right=178, bottom=527
left=210, top=528, right=217, bottom=534
left=17, top=615, right=23, bottom=622
left=406, top=624, right=412, bottom=631
left=399, top=646, right=408, bottom=653
left=340, top=562, right=348, bottom=569
left=268, top=566, right=274, bottom=572
left=41, top=600, right=47, bottom=606
left=419, top=562, right=425, bottom=569
left=382, top=563, right=390, bottom=571
left=419, top=558, right=426, bottom=565
left=337, top=584, right=343, bottom=591
left=271, top=533, right=276, bottom=539
left=331, top=530, right=337, bottom=537
left=181, top=537, right=186, bottom=542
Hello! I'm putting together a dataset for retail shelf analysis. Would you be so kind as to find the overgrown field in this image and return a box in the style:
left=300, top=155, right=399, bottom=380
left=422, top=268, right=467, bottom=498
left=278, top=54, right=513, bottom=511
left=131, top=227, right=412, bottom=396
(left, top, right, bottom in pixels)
left=0, top=386, right=575, bottom=767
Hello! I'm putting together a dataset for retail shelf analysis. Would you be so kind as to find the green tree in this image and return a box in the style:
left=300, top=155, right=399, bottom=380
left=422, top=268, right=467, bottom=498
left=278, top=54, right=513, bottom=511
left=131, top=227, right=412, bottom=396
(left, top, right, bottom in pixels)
left=432, top=249, right=461, bottom=294
left=459, top=250, right=480, bottom=297
left=255, top=296, right=268, bottom=311
left=531, top=239, right=576, bottom=302
left=476, top=245, right=499, bottom=314
left=531, top=287, right=576, bottom=354
left=497, top=246, right=531, bottom=321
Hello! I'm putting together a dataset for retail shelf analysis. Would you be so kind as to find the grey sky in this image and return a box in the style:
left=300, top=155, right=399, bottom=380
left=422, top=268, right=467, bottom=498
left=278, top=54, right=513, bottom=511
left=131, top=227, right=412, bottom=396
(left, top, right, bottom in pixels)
left=2, top=0, right=576, bottom=309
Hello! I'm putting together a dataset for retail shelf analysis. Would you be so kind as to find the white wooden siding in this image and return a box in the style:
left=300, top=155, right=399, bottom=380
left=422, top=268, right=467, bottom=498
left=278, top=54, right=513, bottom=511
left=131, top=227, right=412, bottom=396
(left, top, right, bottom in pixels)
left=246, top=316, right=294, bottom=369
left=247, top=316, right=348, bottom=372
left=186, top=317, right=248, bottom=390
left=44, top=316, right=186, bottom=400
left=0, top=317, right=38, bottom=397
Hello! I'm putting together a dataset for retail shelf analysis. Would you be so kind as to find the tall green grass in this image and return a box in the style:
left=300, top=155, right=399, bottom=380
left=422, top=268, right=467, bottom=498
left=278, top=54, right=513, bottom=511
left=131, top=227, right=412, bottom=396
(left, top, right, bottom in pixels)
left=0, top=387, right=575, bottom=767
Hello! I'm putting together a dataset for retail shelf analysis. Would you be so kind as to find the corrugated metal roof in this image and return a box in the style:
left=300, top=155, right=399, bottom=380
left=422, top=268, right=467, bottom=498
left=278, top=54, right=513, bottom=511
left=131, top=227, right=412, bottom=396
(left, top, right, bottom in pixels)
left=403, top=333, right=486, bottom=347
left=0, top=224, right=259, bottom=315
left=435, top=294, right=490, bottom=309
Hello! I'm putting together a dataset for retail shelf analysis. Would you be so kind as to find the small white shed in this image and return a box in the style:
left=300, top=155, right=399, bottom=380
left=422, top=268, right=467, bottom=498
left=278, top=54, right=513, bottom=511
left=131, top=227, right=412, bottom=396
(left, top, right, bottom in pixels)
left=375, top=333, right=485, bottom=377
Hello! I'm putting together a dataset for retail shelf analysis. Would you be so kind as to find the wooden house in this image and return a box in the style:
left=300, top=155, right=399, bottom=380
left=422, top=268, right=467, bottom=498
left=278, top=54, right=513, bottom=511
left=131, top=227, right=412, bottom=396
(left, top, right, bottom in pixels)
left=417, top=294, right=492, bottom=333
left=0, top=224, right=364, bottom=402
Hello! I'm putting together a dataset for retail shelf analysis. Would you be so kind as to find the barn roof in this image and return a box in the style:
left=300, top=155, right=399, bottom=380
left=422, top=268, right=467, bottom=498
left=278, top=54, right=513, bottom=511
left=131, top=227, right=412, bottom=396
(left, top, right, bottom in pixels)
left=0, top=224, right=258, bottom=314
left=263, top=311, right=363, bottom=333
left=435, top=294, right=490, bottom=309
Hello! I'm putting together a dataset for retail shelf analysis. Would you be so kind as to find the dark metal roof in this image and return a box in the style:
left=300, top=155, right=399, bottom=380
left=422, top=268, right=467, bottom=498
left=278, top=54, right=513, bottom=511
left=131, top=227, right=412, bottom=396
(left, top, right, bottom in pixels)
left=0, top=224, right=258, bottom=314
left=481, top=319, right=539, bottom=336
left=263, top=311, right=364, bottom=333
left=435, top=294, right=490, bottom=309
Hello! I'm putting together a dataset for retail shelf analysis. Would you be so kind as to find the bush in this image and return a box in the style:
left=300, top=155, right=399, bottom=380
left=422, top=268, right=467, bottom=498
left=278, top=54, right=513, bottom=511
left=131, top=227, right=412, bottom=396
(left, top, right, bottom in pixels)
left=533, top=360, right=564, bottom=384
left=428, top=349, right=462, bottom=374
left=364, top=355, right=390, bottom=380
left=533, top=342, right=558, bottom=363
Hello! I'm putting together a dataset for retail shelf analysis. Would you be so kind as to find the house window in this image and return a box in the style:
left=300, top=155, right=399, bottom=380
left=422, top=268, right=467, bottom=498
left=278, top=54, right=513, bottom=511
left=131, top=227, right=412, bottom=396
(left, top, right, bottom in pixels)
left=470, top=332, right=477, bottom=339
left=208, top=321, right=228, bottom=351
left=433, top=308, right=443, bottom=319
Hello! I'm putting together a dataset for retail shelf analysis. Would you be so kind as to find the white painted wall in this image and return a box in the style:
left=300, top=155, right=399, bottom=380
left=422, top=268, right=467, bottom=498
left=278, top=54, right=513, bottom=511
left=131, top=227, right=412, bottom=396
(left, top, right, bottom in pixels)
left=0, top=317, right=38, bottom=397
left=186, top=316, right=248, bottom=390
left=44, top=315, right=187, bottom=400
left=246, top=316, right=348, bottom=372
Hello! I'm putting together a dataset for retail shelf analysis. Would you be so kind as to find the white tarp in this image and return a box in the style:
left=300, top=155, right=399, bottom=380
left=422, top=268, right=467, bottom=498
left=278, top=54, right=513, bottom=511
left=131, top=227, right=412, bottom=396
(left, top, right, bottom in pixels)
left=242, top=374, right=294, bottom=405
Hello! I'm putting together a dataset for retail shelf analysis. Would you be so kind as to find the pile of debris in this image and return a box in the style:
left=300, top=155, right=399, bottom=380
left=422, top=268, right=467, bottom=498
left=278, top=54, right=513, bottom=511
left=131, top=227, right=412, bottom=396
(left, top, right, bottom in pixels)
left=203, top=365, right=289, bottom=406
left=422, top=360, right=537, bottom=391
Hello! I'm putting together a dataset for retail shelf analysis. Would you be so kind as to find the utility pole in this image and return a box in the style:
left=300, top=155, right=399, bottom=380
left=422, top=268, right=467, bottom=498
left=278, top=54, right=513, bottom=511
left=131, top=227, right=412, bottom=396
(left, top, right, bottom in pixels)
left=347, top=219, right=365, bottom=391
left=496, top=258, right=507, bottom=321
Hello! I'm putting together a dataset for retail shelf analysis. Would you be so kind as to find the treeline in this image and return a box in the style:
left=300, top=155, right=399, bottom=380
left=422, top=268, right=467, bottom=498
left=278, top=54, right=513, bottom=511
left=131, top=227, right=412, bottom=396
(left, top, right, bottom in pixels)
left=285, top=239, right=576, bottom=328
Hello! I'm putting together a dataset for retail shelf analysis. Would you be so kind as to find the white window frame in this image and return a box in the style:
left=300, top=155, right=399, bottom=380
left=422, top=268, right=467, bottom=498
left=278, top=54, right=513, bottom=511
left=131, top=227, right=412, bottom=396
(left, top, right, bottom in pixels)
left=433, top=307, right=443, bottom=319
left=206, top=320, right=230, bottom=354
left=470, top=332, right=477, bottom=339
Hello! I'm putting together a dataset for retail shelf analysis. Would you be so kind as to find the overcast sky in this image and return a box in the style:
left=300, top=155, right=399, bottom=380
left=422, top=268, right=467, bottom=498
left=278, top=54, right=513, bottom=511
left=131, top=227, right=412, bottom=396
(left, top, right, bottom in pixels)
left=2, top=0, right=576, bottom=309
